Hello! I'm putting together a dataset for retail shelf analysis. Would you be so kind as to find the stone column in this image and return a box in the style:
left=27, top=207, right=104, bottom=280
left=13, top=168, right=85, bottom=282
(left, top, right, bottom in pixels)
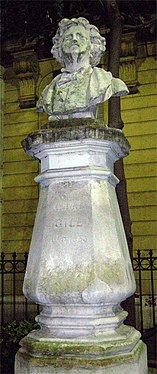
left=15, top=119, right=147, bottom=373
left=0, top=66, right=5, bottom=247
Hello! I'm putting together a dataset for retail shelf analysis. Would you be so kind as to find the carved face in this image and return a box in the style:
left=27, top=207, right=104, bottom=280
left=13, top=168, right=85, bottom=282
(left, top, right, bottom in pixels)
left=61, top=25, right=91, bottom=56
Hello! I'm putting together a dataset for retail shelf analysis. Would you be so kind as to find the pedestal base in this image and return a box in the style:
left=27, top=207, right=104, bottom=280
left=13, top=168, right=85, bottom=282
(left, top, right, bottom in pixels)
left=15, top=327, right=148, bottom=374
left=34, top=304, right=128, bottom=339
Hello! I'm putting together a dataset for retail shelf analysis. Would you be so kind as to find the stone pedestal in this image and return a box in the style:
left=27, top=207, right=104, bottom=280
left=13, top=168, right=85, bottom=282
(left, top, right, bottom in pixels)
left=15, top=328, right=147, bottom=373
left=15, top=119, right=147, bottom=373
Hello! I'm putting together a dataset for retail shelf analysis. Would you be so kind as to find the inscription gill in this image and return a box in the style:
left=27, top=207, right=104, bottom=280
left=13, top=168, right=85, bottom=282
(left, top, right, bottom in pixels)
left=55, top=218, right=82, bottom=228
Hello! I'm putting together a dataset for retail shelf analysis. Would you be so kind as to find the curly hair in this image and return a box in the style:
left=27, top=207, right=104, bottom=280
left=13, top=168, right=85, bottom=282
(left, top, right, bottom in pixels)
left=51, top=17, right=106, bottom=67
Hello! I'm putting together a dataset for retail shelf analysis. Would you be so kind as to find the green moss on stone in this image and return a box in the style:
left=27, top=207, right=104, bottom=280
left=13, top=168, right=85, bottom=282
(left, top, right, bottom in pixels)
left=17, top=337, right=146, bottom=369
left=37, top=260, right=125, bottom=300
left=41, top=118, right=105, bottom=129
left=21, top=119, right=130, bottom=159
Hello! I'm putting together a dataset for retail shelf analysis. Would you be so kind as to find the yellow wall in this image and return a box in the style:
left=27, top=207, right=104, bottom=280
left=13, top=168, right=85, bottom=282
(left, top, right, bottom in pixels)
left=121, top=43, right=157, bottom=255
left=1, top=42, right=157, bottom=257
left=2, top=67, right=39, bottom=253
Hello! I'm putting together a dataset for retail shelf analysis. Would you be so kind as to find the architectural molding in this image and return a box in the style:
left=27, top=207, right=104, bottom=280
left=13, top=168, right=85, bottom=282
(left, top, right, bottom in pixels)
left=12, top=49, right=39, bottom=109
left=120, top=32, right=138, bottom=94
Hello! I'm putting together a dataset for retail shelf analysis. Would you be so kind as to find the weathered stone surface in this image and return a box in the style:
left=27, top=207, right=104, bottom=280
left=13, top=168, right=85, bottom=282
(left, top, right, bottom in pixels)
left=24, top=179, right=135, bottom=306
left=16, top=121, right=148, bottom=372
left=21, top=120, right=130, bottom=159
left=15, top=330, right=148, bottom=373
left=36, top=18, right=128, bottom=121
left=16, top=116, right=147, bottom=372
left=21, top=132, right=135, bottom=340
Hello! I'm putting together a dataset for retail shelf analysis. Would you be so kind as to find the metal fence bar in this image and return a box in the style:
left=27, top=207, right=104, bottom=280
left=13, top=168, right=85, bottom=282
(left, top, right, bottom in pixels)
left=13, top=252, right=16, bottom=320
left=149, top=249, right=156, bottom=328
left=1, top=252, right=4, bottom=326
left=132, top=249, right=157, bottom=332
left=137, top=249, right=144, bottom=332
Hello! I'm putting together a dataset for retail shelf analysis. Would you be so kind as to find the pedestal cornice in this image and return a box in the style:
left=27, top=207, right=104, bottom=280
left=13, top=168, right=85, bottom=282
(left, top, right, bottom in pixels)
left=21, top=119, right=130, bottom=159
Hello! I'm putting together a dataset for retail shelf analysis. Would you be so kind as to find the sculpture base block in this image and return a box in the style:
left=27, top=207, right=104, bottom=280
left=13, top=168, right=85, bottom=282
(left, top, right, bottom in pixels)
left=15, top=327, right=147, bottom=373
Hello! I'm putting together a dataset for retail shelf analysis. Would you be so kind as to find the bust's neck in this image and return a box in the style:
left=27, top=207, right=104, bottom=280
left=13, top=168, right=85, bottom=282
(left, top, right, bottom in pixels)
left=62, top=51, right=91, bottom=73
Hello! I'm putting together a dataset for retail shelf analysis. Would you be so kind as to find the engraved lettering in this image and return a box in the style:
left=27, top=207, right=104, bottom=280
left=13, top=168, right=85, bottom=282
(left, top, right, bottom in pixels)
left=54, top=218, right=83, bottom=228
left=70, top=219, right=75, bottom=227
left=55, top=219, right=62, bottom=227
left=52, top=201, right=82, bottom=211
left=52, top=236, right=87, bottom=244
left=77, top=218, right=82, bottom=227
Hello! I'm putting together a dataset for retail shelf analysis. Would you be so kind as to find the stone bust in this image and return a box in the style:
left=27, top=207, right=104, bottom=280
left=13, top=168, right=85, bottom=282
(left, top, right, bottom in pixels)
left=37, top=17, right=129, bottom=121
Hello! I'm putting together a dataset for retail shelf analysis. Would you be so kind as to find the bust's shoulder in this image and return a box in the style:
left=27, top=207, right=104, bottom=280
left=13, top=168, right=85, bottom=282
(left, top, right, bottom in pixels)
left=92, top=67, right=112, bottom=82
left=46, top=73, right=62, bottom=89
left=91, top=68, right=129, bottom=96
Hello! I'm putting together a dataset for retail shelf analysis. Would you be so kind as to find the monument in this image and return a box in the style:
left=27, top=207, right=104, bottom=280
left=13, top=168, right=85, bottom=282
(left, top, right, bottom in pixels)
left=15, top=18, right=147, bottom=373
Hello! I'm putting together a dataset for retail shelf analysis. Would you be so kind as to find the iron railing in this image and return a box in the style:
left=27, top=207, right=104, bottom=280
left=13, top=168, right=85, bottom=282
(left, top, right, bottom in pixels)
left=133, top=249, right=157, bottom=332
left=0, top=250, right=156, bottom=332
left=0, top=251, right=40, bottom=325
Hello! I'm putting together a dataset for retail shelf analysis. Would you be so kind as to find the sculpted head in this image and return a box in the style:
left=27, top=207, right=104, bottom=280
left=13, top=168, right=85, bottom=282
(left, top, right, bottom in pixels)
left=37, top=17, right=128, bottom=120
left=51, top=17, right=106, bottom=68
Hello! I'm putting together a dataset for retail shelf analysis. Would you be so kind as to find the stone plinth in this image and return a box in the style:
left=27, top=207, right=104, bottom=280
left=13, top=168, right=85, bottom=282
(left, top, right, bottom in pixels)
left=15, top=327, right=147, bottom=373
left=15, top=119, right=147, bottom=373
